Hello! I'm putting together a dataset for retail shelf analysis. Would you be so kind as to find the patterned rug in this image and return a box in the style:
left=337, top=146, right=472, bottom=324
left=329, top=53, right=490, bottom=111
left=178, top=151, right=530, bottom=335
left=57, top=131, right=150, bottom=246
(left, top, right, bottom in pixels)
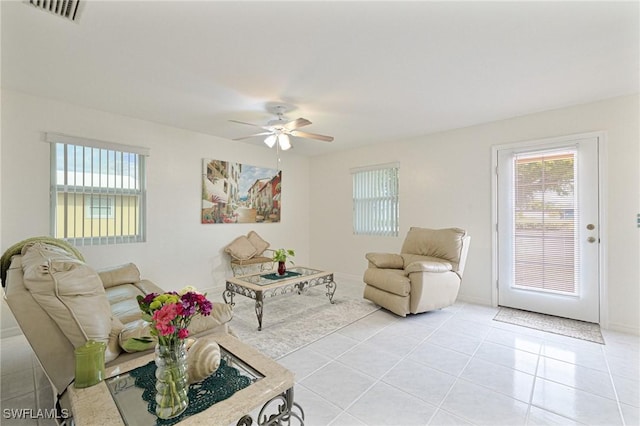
left=229, top=283, right=379, bottom=359
left=494, top=307, right=605, bottom=344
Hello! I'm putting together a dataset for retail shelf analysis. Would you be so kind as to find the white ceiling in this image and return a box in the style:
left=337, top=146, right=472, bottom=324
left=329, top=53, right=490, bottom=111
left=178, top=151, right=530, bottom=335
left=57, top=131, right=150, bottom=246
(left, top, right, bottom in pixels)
left=2, top=1, right=638, bottom=156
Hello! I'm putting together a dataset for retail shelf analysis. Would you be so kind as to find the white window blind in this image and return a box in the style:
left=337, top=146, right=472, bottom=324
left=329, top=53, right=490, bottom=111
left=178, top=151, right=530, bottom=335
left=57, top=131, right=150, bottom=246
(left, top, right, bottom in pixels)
left=512, top=149, right=578, bottom=294
left=49, top=134, right=148, bottom=245
left=352, top=163, right=399, bottom=236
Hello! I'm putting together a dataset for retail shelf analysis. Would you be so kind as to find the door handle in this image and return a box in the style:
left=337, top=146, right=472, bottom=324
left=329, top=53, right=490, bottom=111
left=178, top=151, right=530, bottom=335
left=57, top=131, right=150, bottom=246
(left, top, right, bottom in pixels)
left=587, top=236, right=596, bottom=243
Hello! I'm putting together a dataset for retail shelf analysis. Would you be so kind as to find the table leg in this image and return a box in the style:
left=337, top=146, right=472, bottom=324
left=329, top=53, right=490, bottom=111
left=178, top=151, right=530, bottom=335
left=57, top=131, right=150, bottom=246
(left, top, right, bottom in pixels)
left=326, top=280, right=337, bottom=304
left=223, top=288, right=235, bottom=307
left=255, top=293, right=264, bottom=331
left=251, top=387, right=304, bottom=426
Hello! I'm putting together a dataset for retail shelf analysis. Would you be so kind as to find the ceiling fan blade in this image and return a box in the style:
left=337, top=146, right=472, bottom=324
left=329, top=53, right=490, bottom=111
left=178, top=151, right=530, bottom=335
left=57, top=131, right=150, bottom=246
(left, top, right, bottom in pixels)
left=232, top=132, right=273, bottom=141
left=283, top=118, right=312, bottom=131
left=290, top=130, right=334, bottom=142
left=229, top=119, right=272, bottom=131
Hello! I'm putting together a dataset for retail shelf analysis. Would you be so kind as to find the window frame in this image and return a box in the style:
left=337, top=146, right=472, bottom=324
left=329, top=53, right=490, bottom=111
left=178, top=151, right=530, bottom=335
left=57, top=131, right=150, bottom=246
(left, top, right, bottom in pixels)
left=48, top=133, right=149, bottom=246
left=351, top=162, right=400, bottom=237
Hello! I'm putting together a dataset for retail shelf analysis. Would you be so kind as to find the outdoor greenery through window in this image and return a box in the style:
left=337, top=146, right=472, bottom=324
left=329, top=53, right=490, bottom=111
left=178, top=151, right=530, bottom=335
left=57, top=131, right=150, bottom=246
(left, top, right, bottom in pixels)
left=512, top=149, right=578, bottom=294
left=49, top=133, right=148, bottom=245
left=352, top=163, right=399, bottom=236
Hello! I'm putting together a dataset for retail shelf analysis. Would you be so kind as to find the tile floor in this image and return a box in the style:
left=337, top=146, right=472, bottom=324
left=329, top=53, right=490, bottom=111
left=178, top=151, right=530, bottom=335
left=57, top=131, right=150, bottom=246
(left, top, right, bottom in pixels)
left=1, top=299, right=639, bottom=425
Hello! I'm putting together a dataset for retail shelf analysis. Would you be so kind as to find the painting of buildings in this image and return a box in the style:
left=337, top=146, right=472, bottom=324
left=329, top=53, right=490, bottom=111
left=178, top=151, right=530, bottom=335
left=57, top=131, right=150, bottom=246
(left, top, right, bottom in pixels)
left=201, top=159, right=281, bottom=224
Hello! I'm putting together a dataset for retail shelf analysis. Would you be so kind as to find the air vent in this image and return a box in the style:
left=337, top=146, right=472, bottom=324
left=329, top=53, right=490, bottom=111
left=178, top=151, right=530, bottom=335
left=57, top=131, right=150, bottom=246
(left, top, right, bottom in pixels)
left=27, top=0, right=82, bottom=22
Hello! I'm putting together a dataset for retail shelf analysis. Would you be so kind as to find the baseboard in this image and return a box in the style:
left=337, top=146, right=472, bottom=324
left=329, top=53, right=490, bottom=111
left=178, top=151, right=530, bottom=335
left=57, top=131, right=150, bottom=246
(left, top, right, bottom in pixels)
left=333, top=271, right=362, bottom=282
left=456, top=293, right=493, bottom=307
left=604, top=321, right=640, bottom=336
left=1, top=326, right=23, bottom=339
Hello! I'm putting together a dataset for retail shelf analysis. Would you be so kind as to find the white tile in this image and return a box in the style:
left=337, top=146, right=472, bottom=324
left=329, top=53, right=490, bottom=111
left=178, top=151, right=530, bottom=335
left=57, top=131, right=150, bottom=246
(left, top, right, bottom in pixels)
left=536, top=357, right=616, bottom=400
left=531, top=378, right=623, bottom=425
left=474, top=342, right=539, bottom=375
left=438, top=317, right=493, bottom=340
left=380, top=319, right=436, bottom=341
left=542, top=332, right=604, bottom=354
left=486, top=328, right=543, bottom=354
left=541, top=340, right=608, bottom=372
left=428, top=409, right=473, bottom=425
left=427, top=329, right=482, bottom=355
left=620, top=403, right=640, bottom=426
left=1, top=369, right=34, bottom=401
left=0, top=392, right=38, bottom=426
left=441, top=379, right=529, bottom=425
left=0, top=338, right=35, bottom=375
left=336, top=341, right=402, bottom=379
left=347, top=382, right=437, bottom=426
left=306, top=333, right=360, bottom=358
left=404, top=310, right=454, bottom=328
left=460, top=358, right=535, bottom=402
left=382, top=359, right=456, bottom=406
left=292, top=384, right=343, bottom=426
left=607, top=353, right=640, bottom=379
left=300, top=362, right=375, bottom=409
left=408, top=342, right=470, bottom=376
left=278, top=347, right=333, bottom=381
left=611, top=373, right=640, bottom=408
left=363, top=330, right=420, bottom=357
left=328, top=411, right=366, bottom=426
left=526, top=406, right=581, bottom=425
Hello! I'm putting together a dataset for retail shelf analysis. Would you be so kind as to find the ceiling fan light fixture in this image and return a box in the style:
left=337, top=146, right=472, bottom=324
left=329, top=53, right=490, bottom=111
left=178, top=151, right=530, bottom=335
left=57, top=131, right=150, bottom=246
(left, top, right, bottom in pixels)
left=278, top=134, right=291, bottom=150
left=264, top=134, right=277, bottom=148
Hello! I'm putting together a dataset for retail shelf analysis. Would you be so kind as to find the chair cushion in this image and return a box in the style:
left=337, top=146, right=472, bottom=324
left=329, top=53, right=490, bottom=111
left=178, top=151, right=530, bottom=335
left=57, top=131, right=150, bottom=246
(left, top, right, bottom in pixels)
left=247, top=231, right=270, bottom=256
left=401, top=227, right=466, bottom=265
left=365, top=253, right=404, bottom=269
left=21, top=242, right=120, bottom=362
left=98, top=263, right=141, bottom=288
left=224, top=236, right=257, bottom=261
left=363, top=268, right=410, bottom=296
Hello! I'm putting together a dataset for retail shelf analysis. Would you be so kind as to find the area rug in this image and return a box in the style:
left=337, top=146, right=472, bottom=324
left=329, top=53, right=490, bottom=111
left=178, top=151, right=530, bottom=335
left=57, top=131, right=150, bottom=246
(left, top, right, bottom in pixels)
left=494, top=307, right=605, bottom=344
left=228, top=285, right=380, bottom=359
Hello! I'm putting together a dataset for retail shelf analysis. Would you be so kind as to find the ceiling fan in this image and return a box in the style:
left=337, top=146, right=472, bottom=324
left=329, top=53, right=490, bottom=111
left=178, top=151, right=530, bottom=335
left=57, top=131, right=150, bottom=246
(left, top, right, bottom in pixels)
left=229, top=105, right=334, bottom=150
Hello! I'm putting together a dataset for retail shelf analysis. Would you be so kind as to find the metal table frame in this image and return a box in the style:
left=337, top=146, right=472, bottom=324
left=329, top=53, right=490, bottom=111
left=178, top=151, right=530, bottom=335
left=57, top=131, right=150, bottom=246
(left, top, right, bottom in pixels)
left=223, top=267, right=337, bottom=331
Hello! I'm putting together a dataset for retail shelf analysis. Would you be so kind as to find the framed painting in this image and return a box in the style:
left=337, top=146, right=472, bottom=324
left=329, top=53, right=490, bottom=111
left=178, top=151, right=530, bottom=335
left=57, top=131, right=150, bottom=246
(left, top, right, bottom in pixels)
left=202, top=159, right=281, bottom=224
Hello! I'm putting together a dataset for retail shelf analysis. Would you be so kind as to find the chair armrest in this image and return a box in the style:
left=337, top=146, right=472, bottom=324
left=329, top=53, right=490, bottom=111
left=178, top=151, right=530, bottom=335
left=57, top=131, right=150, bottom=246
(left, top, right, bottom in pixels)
left=365, top=253, right=404, bottom=269
left=405, top=260, right=452, bottom=274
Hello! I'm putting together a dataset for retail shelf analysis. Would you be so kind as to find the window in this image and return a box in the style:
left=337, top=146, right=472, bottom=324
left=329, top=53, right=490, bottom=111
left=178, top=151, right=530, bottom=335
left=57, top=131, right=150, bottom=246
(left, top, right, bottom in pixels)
left=351, top=163, right=399, bottom=236
left=48, top=133, right=148, bottom=245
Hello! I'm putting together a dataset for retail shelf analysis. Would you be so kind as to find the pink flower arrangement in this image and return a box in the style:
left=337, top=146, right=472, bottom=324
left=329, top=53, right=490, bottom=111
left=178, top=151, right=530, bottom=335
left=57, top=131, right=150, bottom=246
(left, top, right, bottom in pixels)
left=137, top=286, right=213, bottom=346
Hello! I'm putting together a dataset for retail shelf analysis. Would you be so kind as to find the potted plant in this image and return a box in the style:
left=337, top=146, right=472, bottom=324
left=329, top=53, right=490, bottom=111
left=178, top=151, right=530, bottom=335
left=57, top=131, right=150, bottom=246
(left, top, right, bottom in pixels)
left=272, top=248, right=295, bottom=276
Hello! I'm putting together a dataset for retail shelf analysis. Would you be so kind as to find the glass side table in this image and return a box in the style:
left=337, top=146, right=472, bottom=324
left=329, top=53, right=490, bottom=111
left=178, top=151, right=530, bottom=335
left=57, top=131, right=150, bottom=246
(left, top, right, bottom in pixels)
left=67, top=333, right=304, bottom=425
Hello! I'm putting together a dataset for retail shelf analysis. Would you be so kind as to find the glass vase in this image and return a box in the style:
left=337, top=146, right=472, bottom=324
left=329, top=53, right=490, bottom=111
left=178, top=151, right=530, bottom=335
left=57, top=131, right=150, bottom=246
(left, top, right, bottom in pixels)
left=278, top=261, right=286, bottom=276
left=154, top=341, right=189, bottom=419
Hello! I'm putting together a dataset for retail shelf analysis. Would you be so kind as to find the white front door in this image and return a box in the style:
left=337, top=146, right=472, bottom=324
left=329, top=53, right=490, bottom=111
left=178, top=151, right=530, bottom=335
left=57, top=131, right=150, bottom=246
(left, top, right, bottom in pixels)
left=496, top=135, right=600, bottom=323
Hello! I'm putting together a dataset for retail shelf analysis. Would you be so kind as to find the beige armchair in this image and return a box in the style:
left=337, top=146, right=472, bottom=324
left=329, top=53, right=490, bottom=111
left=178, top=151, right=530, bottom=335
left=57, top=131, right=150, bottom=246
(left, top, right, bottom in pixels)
left=363, top=227, right=470, bottom=316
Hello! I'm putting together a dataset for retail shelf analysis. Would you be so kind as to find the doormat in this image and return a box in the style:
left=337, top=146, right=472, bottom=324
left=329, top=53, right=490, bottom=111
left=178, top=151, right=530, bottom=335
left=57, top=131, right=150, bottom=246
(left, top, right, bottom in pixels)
left=494, top=307, right=605, bottom=344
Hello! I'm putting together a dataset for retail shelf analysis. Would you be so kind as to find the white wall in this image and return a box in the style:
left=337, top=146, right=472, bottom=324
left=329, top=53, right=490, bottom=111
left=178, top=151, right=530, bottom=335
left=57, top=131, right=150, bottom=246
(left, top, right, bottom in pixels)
left=309, top=94, right=639, bottom=334
left=1, top=90, right=311, bottom=336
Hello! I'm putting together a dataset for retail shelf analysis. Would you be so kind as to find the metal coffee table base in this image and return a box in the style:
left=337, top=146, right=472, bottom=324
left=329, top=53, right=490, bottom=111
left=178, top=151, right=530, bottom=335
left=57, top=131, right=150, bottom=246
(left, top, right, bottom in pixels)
left=223, top=273, right=337, bottom=331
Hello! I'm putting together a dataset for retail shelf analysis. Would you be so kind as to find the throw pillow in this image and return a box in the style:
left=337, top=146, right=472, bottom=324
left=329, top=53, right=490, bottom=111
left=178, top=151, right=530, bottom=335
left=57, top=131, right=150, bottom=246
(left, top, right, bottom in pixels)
left=224, top=236, right=257, bottom=261
left=247, top=231, right=270, bottom=256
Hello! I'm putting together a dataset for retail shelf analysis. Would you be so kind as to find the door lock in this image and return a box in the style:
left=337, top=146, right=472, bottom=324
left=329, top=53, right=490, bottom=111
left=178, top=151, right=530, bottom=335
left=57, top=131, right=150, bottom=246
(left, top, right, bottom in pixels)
left=586, top=224, right=595, bottom=230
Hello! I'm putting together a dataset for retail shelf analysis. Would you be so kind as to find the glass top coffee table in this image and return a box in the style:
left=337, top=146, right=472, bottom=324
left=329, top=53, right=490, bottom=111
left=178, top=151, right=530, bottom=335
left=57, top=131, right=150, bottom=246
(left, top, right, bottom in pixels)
left=67, top=333, right=304, bottom=425
left=224, top=266, right=336, bottom=331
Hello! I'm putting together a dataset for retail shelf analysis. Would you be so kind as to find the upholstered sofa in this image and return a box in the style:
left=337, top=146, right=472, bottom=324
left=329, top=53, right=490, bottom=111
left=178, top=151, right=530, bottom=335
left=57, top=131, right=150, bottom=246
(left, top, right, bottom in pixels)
left=363, top=227, right=470, bottom=316
left=2, top=240, right=233, bottom=421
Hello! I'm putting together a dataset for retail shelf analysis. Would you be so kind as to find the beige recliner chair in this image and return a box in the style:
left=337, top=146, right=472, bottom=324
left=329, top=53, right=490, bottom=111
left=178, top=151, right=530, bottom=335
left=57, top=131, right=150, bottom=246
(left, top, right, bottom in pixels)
left=2, top=239, right=233, bottom=423
left=363, top=227, right=470, bottom=316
